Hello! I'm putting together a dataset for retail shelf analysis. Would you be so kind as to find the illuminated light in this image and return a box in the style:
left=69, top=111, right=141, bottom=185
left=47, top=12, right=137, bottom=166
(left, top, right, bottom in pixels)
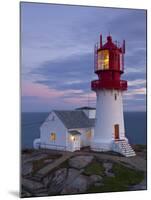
left=70, top=135, right=75, bottom=141
left=97, top=50, right=109, bottom=70
left=50, top=132, right=56, bottom=141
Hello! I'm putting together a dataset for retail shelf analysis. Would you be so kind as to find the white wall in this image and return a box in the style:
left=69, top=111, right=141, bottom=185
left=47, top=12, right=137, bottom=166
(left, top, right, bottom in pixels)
left=91, top=89, right=126, bottom=150
left=83, top=109, right=96, bottom=119
left=68, top=127, right=93, bottom=147
left=40, top=112, right=68, bottom=150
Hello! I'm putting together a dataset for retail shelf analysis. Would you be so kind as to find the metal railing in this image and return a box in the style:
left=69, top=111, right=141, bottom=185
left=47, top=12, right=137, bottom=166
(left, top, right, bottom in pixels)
left=36, top=142, right=67, bottom=151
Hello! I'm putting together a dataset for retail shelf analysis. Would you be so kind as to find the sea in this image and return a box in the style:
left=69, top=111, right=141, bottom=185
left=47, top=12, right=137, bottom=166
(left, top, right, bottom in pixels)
left=21, top=112, right=147, bottom=149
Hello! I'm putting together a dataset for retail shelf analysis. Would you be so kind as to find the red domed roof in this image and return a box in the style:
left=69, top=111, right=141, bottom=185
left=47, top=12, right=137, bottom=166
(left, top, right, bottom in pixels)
left=102, top=36, right=118, bottom=50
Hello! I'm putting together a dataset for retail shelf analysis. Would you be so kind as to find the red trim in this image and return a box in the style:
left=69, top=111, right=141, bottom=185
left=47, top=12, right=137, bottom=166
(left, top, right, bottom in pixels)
left=91, top=80, right=127, bottom=91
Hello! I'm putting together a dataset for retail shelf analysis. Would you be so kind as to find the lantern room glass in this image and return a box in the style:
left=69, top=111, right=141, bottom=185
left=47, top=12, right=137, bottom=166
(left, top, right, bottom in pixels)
left=97, top=50, right=109, bottom=70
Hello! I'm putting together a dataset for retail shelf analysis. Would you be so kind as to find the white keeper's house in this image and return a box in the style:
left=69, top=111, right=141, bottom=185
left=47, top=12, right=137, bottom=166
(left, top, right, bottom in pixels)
left=33, top=107, right=95, bottom=152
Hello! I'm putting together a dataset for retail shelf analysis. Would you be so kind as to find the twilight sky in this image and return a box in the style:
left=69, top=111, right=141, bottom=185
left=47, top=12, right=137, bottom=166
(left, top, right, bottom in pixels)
left=21, top=2, right=147, bottom=112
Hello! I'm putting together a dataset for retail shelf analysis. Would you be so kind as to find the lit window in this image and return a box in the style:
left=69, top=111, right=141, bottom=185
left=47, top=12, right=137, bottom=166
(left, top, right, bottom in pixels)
left=97, top=50, right=109, bottom=70
left=86, top=131, right=92, bottom=139
left=50, top=132, right=56, bottom=141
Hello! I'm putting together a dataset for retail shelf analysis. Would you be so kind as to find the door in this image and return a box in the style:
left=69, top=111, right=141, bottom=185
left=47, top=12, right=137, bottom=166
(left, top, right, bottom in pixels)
left=114, top=124, right=119, bottom=140
left=73, top=135, right=80, bottom=151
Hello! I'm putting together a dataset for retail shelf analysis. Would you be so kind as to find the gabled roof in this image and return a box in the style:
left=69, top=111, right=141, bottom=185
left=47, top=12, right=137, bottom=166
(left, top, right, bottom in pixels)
left=53, top=110, right=95, bottom=129
left=76, top=106, right=96, bottom=110
left=69, top=130, right=81, bottom=135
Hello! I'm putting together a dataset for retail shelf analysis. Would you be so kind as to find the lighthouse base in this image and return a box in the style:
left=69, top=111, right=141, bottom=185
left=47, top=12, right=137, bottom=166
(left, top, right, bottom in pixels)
left=91, top=140, right=112, bottom=152
left=91, top=139, right=136, bottom=157
left=112, top=139, right=136, bottom=157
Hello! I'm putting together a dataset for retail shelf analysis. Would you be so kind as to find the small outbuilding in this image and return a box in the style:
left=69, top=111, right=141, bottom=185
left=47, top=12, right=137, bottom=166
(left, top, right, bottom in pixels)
left=33, top=107, right=96, bottom=152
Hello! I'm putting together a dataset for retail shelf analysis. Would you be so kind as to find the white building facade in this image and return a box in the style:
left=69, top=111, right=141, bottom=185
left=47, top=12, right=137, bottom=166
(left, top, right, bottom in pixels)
left=33, top=107, right=95, bottom=152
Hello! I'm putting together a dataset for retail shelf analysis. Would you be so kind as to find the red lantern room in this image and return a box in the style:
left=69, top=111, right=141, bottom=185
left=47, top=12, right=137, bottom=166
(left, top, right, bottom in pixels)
left=91, top=34, right=127, bottom=91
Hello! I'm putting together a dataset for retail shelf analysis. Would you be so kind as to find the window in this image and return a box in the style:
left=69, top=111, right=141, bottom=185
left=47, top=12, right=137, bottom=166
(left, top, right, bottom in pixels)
left=86, top=131, right=92, bottom=139
left=115, top=93, right=117, bottom=100
left=97, top=50, right=109, bottom=70
left=50, top=132, right=56, bottom=141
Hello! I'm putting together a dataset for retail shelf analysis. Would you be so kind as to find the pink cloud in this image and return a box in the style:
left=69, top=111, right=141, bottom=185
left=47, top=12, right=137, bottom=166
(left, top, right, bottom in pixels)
left=21, top=81, right=96, bottom=108
left=22, top=81, right=65, bottom=99
left=64, top=92, right=96, bottom=105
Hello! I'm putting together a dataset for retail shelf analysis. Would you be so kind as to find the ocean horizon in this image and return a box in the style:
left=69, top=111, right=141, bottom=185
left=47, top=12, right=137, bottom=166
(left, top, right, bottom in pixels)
left=21, top=111, right=147, bottom=149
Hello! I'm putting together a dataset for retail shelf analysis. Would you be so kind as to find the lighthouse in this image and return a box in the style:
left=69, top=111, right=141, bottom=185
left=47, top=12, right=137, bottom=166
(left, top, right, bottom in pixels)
left=91, top=34, right=136, bottom=157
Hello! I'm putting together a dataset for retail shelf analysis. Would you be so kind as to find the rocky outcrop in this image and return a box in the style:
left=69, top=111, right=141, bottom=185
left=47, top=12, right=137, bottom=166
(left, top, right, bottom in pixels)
left=21, top=149, right=146, bottom=198
left=103, top=162, right=114, bottom=177
left=61, top=174, right=89, bottom=194
left=22, top=178, right=44, bottom=191
left=22, top=162, right=33, bottom=176
left=69, top=155, right=93, bottom=169
left=89, top=174, right=103, bottom=185
left=47, top=168, right=67, bottom=195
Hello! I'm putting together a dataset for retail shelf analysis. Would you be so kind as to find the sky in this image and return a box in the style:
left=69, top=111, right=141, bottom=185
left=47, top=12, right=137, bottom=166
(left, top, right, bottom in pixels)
left=21, top=2, right=147, bottom=112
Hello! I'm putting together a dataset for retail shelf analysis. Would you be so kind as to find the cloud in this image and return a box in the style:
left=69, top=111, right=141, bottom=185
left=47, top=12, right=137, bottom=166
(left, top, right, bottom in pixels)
left=128, top=79, right=146, bottom=87
left=31, top=53, right=94, bottom=92
left=21, top=3, right=146, bottom=111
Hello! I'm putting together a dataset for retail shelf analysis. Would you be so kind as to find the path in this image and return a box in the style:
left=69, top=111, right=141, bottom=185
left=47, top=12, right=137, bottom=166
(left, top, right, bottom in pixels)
left=36, top=152, right=73, bottom=178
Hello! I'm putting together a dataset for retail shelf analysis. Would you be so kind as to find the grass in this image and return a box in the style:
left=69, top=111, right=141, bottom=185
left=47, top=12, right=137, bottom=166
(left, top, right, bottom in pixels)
left=84, top=160, right=105, bottom=176
left=58, top=160, right=69, bottom=168
left=133, top=144, right=147, bottom=152
left=87, top=163, right=144, bottom=193
left=32, top=159, right=45, bottom=173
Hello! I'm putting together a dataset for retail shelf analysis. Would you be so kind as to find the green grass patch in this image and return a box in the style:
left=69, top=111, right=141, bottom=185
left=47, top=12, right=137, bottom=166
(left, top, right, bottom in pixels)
left=134, top=144, right=147, bottom=152
left=112, top=163, right=144, bottom=185
left=84, top=160, right=105, bottom=176
left=87, top=163, right=144, bottom=193
left=58, top=160, right=69, bottom=168
left=32, top=159, right=46, bottom=174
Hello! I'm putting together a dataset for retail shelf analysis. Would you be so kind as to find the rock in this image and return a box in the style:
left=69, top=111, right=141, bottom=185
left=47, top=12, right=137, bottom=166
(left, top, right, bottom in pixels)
left=94, top=182, right=103, bottom=187
left=103, top=162, right=113, bottom=171
left=65, top=168, right=82, bottom=185
left=33, top=188, right=48, bottom=197
left=61, top=174, right=89, bottom=194
left=22, top=162, right=33, bottom=176
left=21, top=189, right=32, bottom=198
left=22, top=153, right=48, bottom=164
left=103, top=162, right=114, bottom=177
left=69, top=156, right=93, bottom=169
left=48, top=168, right=67, bottom=195
left=43, top=174, right=53, bottom=187
left=22, top=178, right=44, bottom=191
left=89, top=175, right=103, bottom=184
left=43, top=159, right=53, bottom=164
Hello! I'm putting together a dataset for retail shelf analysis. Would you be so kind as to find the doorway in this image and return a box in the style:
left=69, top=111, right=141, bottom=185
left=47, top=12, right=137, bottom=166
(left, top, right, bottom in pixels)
left=114, top=124, right=119, bottom=140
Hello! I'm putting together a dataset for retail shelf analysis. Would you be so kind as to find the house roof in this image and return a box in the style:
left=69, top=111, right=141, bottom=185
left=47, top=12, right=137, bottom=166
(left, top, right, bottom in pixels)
left=54, top=110, right=95, bottom=129
left=69, top=130, right=81, bottom=135
left=76, top=106, right=96, bottom=110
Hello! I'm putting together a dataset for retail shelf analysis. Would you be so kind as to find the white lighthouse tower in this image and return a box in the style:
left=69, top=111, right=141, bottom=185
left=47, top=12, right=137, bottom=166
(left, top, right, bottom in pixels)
left=91, top=34, right=136, bottom=157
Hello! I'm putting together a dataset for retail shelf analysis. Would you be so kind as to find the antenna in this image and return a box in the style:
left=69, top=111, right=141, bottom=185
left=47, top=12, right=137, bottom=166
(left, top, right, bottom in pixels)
left=87, top=92, right=90, bottom=107
left=100, top=34, right=102, bottom=48
left=94, top=43, right=98, bottom=71
left=123, top=40, right=125, bottom=53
